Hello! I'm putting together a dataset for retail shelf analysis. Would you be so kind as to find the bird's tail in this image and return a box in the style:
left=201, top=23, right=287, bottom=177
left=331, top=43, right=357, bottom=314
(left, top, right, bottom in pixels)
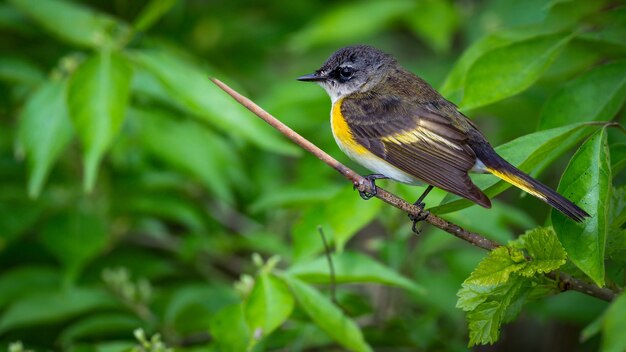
left=483, top=158, right=589, bottom=222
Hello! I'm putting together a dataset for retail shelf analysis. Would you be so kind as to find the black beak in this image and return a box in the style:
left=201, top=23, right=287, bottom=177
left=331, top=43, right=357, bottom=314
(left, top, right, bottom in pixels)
left=297, top=72, right=325, bottom=82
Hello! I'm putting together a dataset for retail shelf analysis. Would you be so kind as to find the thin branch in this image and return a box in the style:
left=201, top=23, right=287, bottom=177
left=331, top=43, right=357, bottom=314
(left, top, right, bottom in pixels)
left=318, top=226, right=337, bottom=305
left=210, top=78, right=618, bottom=302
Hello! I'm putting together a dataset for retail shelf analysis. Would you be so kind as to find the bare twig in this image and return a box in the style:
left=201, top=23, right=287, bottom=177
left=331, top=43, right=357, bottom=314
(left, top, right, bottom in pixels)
left=210, top=78, right=618, bottom=302
left=318, top=226, right=337, bottom=305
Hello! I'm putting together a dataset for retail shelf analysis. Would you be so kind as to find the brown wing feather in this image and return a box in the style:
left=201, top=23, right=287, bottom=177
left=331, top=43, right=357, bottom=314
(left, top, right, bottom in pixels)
left=342, top=95, right=491, bottom=208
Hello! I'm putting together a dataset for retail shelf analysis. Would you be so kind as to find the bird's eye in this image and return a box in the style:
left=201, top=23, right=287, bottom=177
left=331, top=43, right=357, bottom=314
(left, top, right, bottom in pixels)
left=339, top=66, right=353, bottom=80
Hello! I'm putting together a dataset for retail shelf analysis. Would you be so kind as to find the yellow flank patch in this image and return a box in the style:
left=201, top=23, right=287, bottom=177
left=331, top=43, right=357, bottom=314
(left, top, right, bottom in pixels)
left=487, top=167, right=547, bottom=201
left=332, top=99, right=368, bottom=155
left=382, top=128, right=462, bottom=150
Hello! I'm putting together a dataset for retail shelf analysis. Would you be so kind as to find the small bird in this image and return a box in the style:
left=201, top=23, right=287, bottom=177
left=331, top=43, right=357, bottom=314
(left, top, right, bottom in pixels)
left=297, top=45, right=589, bottom=224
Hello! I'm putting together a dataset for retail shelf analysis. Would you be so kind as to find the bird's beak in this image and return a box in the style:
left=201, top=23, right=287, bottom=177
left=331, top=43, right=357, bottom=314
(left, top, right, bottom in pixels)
left=297, top=72, right=325, bottom=82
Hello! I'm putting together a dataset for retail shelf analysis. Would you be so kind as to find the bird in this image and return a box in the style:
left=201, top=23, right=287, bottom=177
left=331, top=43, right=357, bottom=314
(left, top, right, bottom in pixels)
left=297, top=45, right=589, bottom=226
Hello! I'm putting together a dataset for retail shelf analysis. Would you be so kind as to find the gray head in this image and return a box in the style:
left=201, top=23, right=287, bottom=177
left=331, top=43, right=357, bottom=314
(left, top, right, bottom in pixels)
left=297, top=45, right=397, bottom=102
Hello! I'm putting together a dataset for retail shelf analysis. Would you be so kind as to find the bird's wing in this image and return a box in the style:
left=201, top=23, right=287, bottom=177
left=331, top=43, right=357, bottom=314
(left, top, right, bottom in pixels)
left=341, top=97, right=491, bottom=208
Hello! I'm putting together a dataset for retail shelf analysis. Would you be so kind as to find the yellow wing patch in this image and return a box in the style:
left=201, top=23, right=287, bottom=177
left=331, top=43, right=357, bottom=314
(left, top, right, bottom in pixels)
left=382, top=128, right=463, bottom=150
left=332, top=98, right=368, bottom=155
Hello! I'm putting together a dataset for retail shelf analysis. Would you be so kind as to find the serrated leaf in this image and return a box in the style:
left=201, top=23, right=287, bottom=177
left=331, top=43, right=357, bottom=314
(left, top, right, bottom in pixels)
left=0, top=288, right=116, bottom=333
left=130, top=107, right=241, bottom=202
left=8, top=0, right=130, bottom=48
left=466, top=279, right=523, bottom=347
left=432, top=123, right=596, bottom=214
left=461, top=33, right=573, bottom=110
left=602, top=292, right=626, bottom=352
left=465, top=247, right=526, bottom=286
left=292, top=187, right=382, bottom=261
left=552, top=128, right=611, bottom=286
left=287, top=251, right=424, bottom=295
left=512, top=227, right=566, bottom=276
left=539, top=61, right=626, bottom=130
left=68, top=50, right=132, bottom=192
left=456, top=283, right=492, bottom=312
left=17, top=78, right=73, bottom=197
left=281, top=275, right=372, bottom=352
left=245, top=273, right=294, bottom=341
left=129, top=49, right=298, bottom=155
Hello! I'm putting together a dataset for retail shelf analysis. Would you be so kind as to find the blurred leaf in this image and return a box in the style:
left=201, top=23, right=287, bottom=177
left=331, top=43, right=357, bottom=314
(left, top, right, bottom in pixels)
left=8, top=0, right=130, bottom=48
left=17, top=78, right=73, bottom=197
left=281, top=275, right=372, bottom=352
left=129, top=49, right=298, bottom=155
left=287, top=251, right=424, bottom=294
left=0, top=56, right=44, bottom=86
left=133, top=0, right=177, bottom=32
left=552, top=128, right=611, bottom=286
left=245, top=273, right=294, bottom=341
left=0, top=196, right=44, bottom=247
left=539, top=61, right=626, bottom=129
left=404, top=0, right=459, bottom=53
left=122, top=193, right=207, bottom=233
left=0, top=288, right=116, bottom=333
left=250, top=185, right=341, bottom=213
left=209, top=303, right=251, bottom=352
left=0, top=266, right=60, bottom=309
left=130, top=107, right=241, bottom=202
left=68, top=50, right=132, bottom=192
left=164, top=284, right=238, bottom=328
left=461, top=33, right=573, bottom=110
left=289, top=0, right=414, bottom=51
left=59, top=313, right=142, bottom=345
left=464, top=247, right=526, bottom=286
left=39, top=210, right=109, bottom=280
left=292, top=187, right=381, bottom=261
left=432, top=123, right=596, bottom=214
left=510, top=227, right=567, bottom=277
left=611, top=143, right=626, bottom=175
left=602, top=292, right=626, bottom=352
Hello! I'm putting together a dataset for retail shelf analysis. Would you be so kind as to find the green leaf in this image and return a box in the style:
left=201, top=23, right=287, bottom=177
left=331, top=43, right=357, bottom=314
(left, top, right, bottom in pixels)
left=432, top=123, right=596, bottom=214
left=129, top=49, right=298, bottom=155
left=0, top=288, right=116, bottom=333
left=133, top=0, right=177, bottom=32
left=460, top=33, right=573, bottom=110
left=465, top=247, right=526, bottom=286
left=0, top=266, right=60, bottom=310
left=0, top=56, right=44, bottom=86
left=539, top=61, right=626, bottom=130
left=511, top=227, right=567, bottom=276
left=289, top=0, right=414, bottom=51
left=59, top=313, right=141, bottom=345
left=403, top=0, right=459, bottom=53
left=287, top=251, right=424, bottom=294
left=611, top=143, right=626, bottom=175
left=292, top=187, right=381, bottom=261
left=130, top=107, right=242, bottom=202
left=553, top=128, right=611, bottom=286
left=245, top=273, right=294, bottom=342
left=17, top=78, right=73, bottom=197
left=281, top=275, right=372, bottom=352
left=8, top=0, right=130, bottom=48
left=68, top=50, right=132, bottom=192
left=456, top=284, right=492, bottom=312
left=209, top=303, right=251, bottom=352
left=602, top=292, right=626, bottom=352
left=466, top=279, right=523, bottom=347
left=39, top=210, right=109, bottom=279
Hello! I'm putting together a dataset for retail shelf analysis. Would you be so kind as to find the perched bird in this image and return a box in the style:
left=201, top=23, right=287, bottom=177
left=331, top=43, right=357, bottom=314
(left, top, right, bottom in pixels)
left=297, top=45, right=589, bottom=224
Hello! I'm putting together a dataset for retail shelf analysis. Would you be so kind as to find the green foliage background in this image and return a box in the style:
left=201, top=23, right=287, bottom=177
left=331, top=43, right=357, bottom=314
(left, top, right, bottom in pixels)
left=0, top=0, right=625, bottom=351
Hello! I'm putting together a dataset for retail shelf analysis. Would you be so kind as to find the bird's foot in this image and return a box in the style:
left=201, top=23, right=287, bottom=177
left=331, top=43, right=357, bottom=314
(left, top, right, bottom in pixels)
left=355, top=174, right=388, bottom=200
left=409, top=202, right=430, bottom=234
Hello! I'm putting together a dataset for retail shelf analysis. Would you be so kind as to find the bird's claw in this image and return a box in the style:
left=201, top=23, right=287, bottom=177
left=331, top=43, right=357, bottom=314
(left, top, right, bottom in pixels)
left=355, top=174, right=386, bottom=200
left=409, top=202, right=429, bottom=234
